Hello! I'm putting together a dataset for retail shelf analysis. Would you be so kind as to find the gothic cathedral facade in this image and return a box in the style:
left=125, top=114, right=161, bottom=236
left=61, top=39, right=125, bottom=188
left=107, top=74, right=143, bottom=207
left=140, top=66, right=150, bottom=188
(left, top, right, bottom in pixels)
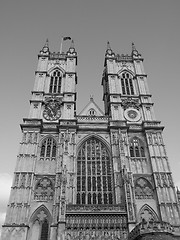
left=1, top=40, right=180, bottom=240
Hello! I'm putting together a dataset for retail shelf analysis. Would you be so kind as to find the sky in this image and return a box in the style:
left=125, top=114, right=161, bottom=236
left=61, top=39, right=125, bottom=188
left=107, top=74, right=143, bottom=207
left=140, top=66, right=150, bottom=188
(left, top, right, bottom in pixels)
left=0, top=0, right=180, bottom=234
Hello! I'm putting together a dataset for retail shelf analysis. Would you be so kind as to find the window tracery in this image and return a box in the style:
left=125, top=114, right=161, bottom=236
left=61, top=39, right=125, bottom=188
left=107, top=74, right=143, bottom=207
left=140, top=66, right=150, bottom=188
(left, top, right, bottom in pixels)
left=89, top=108, right=96, bottom=116
left=40, top=137, right=57, bottom=160
left=76, top=137, right=114, bottom=205
left=34, top=177, right=54, bottom=201
left=49, top=70, right=62, bottom=94
left=135, top=178, right=153, bottom=199
left=129, top=137, right=148, bottom=173
left=130, top=138, right=145, bottom=158
left=120, top=72, right=135, bottom=95
left=30, top=208, right=50, bottom=240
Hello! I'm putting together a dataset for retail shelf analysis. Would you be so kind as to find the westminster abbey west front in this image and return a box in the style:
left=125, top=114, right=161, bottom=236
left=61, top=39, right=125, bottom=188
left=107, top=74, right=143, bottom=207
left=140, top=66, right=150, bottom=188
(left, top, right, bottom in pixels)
left=1, top=39, right=180, bottom=240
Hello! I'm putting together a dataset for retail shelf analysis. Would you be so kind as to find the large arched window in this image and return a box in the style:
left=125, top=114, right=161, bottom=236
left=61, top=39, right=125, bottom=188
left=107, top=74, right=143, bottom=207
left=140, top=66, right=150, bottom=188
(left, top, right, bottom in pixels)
left=49, top=70, right=62, bottom=94
left=120, top=72, right=135, bottom=95
left=76, top=137, right=114, bottom=205
left=40, top=137, right=57, bottom=160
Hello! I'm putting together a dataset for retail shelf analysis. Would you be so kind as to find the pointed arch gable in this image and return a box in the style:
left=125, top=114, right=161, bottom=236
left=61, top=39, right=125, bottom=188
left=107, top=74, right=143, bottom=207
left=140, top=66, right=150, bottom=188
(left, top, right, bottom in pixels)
left=138, top=204, right=159, bottom=223
left=117, top=69, right=135, bottom=77
left=39, top=135, right=57, bottom=146
left=77, top=134, right=111, bottom=154
left=129, top=136, right=144, bottom=145
left=28, top=205, right=51, bottom=240
left=29, top=204, right=52, bottom=224
left=48, top=66, right=65, bottom=76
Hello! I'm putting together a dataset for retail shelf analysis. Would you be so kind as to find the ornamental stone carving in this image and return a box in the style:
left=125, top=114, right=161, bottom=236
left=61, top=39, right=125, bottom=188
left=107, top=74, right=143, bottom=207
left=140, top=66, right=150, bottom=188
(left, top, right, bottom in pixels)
left=121, top=97, right=140, bottom=110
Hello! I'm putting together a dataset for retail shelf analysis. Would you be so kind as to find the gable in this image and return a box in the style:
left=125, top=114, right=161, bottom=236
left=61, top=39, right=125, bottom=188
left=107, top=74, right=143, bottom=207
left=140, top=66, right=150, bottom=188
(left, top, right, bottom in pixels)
left=78, top=97, right=104, bottom=116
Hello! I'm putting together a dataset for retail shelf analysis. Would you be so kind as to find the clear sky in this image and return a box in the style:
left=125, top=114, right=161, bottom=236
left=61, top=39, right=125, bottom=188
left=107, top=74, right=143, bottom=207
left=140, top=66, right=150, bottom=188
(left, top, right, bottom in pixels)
left=0, top=0, right=180, bottom=233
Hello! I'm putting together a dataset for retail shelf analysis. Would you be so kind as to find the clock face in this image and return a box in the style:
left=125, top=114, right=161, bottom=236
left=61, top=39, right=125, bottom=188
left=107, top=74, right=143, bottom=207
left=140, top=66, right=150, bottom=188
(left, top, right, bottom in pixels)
left=124, top=108, right=141, bottom=122
left=127, top=109, right=138, bottom=119
left=43, top=100, right=61, bottom=121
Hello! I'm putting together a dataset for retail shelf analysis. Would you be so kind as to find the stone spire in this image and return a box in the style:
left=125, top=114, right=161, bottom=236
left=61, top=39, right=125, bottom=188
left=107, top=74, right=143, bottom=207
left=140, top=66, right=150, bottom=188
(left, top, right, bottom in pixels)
left=40, top=38, right=49, bottom=54
left=70, top=39, right=75, bottom=49
left=67, top=39, right=77, bottom=56
left=105, top=41, right=115, bottom=57
left=131, top=42, right=141, bottom=57
left=107, top=41, right=111, bottom=51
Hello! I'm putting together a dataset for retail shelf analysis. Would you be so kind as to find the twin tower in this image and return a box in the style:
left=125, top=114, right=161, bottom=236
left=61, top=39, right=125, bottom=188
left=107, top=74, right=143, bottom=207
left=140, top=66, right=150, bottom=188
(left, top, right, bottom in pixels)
left=1, top=40, right=180, bottom=240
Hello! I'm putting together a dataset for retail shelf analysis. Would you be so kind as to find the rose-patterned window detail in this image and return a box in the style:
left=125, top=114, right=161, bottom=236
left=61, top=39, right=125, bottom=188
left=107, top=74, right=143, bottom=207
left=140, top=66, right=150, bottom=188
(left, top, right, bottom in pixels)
left=49, top=70, right=62, bottom=94
left=40, top=137, right=57, bottom=160
left=135, top=178, right=153, bottom=199
left=76, top=137, right=114, bottom=205
left=34, top=177, right=54, bottom=201
left=120, top=72, right=135, bottom=95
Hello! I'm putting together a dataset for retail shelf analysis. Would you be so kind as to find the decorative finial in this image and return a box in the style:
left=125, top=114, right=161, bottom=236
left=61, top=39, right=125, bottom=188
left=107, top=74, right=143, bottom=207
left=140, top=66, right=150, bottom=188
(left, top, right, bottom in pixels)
left=70, top=39, right=75, bottom=49
left=44, top=38, right=49, bottom=48
left=132, top=42, right=136, bottom=51
left=40, top=38, right=49, bottom=54
left=90, top=95, right=94, bottom=101
left=107, top=41, right=111, bottom=50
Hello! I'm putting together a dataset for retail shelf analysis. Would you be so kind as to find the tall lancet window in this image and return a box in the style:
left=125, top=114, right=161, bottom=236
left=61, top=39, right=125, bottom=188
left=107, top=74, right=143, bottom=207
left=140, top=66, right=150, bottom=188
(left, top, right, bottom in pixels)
left=129, top=138, right=145, bottom=158
left=40, top=137, right=57, bottom=160
left=49, top=70, right=62, bottom=93
left=120, top=72, right=135, bottom=95
left=129, top=137, right=148, bottom=174
left=76, top=137, right=114, bottom=205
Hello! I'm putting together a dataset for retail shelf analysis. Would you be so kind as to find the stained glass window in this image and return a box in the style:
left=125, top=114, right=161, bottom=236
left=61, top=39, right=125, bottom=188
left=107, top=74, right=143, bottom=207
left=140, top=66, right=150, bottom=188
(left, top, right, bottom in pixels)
left=76, top=137, right=114, bottom=204
left=49, top=70, right=62, bottom=94
left=121, top=72, right=135, bottom=95
left=40, top=137, right=57, bottom=160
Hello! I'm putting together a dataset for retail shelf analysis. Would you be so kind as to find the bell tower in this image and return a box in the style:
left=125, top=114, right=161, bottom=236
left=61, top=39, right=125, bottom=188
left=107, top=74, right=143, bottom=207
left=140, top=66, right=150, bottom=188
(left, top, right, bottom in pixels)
left=102, top=42, right=180, bottom=236
left=1, top=39, right=78, bottom=240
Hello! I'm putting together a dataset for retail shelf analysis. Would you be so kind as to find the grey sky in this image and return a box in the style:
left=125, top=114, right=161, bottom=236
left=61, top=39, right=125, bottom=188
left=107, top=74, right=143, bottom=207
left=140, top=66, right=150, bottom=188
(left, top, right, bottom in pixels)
left=0, top=0, right=180, bottom=230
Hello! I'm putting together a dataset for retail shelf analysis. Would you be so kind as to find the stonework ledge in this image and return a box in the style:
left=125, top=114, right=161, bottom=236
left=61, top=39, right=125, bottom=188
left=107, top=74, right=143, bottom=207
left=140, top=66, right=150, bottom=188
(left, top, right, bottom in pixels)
left=128, top=221, right=180, bottom=240
left=66, top=204, right=126, bottom=213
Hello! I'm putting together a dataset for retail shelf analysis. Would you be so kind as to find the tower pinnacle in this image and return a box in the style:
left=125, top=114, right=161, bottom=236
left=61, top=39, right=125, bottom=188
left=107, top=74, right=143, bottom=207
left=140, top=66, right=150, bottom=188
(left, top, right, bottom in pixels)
left=107, top=41, right=111, bottom=50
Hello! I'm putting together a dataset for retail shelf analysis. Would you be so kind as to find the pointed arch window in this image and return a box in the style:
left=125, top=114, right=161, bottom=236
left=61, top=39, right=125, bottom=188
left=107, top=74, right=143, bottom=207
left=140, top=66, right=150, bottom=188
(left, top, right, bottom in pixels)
left=129, top=138, right=145, bottom=158
left=40, top=137, right=57, bottom=160
left=29, top=208, right=50, bottom=240
left=129, top=137, right=148, bottom=174
left=76, top=137, right=114, bottom=205
left=120, top=72, right=135, bottom=95
left=49, top=70, right=62, bottom=94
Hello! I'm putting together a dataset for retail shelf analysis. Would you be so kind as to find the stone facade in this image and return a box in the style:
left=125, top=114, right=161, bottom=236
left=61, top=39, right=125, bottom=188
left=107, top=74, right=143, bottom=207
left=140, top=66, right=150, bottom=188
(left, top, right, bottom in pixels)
left=1, top=40, right=180, bottom=240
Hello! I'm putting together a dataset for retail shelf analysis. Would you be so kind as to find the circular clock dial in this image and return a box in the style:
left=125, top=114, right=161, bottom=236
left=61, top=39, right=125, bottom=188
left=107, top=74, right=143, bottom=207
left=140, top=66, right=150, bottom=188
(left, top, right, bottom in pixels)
left=124, top=108, right=141, bottom=122
left=43, top=101, right=61, bottom=121
left=127, top=110, right=138, bottom=119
